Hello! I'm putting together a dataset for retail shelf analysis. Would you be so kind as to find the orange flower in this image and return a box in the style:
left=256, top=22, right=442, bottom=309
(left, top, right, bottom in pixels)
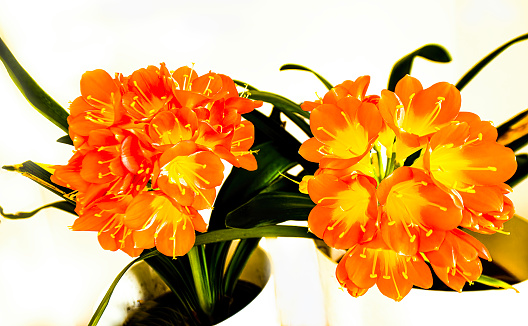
left=336, top=235, right=433, bottom=301
left=425, top=229, right=491, bottom=292
left=300, top=74, right=517, bottom=300
left=301, top=76, right=372, bottom=112
left=124, top=191, right=207, bottom=259
left=423, top=120, right=517, bottom=192
left=71, top=194, right=142, bottom=257
left=307, top=172, right=378, bottom=249
left=377, top=167, right=462, bottom=255
left=378, top=75, right=461, bottom=159
left=459, top=183, right=514, bottom=234
left=54, top=63, right=260, bottom=258
left=68, top=69, right=124, bottom=138
left=154, top=141, right=224, bottom=208
left=299, top=97, right=383, bottom=169
left=122, top=63, right=175, bottom=120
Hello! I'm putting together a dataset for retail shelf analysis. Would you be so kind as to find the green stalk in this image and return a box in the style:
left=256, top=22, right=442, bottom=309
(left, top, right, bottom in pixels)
left=373, top=144, right=384, bottom=183
left=188, top=245, right=214, bottom=316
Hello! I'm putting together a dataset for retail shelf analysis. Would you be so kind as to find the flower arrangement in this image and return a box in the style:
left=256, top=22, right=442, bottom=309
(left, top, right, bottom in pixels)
left=1, top=30, right=528, bottom=325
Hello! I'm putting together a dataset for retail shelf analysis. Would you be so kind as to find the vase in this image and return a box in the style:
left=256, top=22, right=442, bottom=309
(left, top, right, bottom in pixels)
left=96, top=244, right=278, bottom=326
left=315, top=216, right=528, bottom=326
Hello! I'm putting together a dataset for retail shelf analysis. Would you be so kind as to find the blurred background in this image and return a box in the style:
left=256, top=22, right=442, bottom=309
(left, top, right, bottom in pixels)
left=0, top=0, right=527, bottom=325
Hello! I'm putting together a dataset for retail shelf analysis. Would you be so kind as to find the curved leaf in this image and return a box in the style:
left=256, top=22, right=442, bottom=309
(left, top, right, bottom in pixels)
left=243, top=110, right=316, bottom=170
left=88, top=250, right=162, bottom=326
left=456, top=33, right=528, bottom=91
left=2, top=161, right=76, bottom=203
left=496, top=108, right=528, bottom=150
left=208, top=141, right=298, bottom=231
left=226, top=191, right=314, bottom=228
left=195, top=225, right=315, bottom=246
left=233, top=79, right=259, bottom=91
left=506, top=154, right=528, bottom=187
left=0, top=201, right=76, bottom=219
left=388, top=44, right=451, bottom=91
left=280, top=63, right=333, bottom=90
left=475, top=274, right=519, bottom=293
left=56, top=135, right=74, bottom=145
left=244, top=90, right=312, bottom=137
left=222, top=238, right=260, bottom=297
left=0, top=37, right=69, bottom=133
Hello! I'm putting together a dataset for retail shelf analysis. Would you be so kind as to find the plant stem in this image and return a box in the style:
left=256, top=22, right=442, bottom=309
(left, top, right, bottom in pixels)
left=188, top=245, right=214, bottom=317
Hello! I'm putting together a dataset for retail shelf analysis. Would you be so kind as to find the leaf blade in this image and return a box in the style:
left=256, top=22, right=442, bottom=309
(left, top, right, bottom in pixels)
left=0, top=37, right=70, bottom=133
left=0, top=201, right=76, bottom=219
left=226, top=191, right=314, bottom=228
left=280, top=64, right=333, bottom=90
left=456, top=33, right=528, bottom=91
left=388, top=44, right=452, bottom=91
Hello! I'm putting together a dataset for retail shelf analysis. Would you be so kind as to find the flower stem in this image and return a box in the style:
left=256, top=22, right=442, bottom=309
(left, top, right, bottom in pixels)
left=373, top=144, right=384, bottom=182
left=188, top=245, right=214, bottom=316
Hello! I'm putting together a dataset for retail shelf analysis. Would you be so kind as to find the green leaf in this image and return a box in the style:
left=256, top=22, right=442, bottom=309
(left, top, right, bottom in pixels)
left=243, top=110, right=316, bottom=170
left=496, top=108, right=528, bottom=151
left=222, top=238, right=260, bottom=297
left=2, top=161, right=76, bottom=204
left=233, top=80, right=259, bottom=91
left=0, top=37, right=69, bottom=133
left=226, top=191, right=314, bottom=228
left=88, top=250, right=162, bottom=326
left=208, top=141, right=298, bottom=231
left=195, top=226, right=316, bottom=246
left=244, top=90, right=312, bottom=137
left=388, top=44, right=451, bottom=91
left=506, top=154, right=528, bottom=187
left=56, top=135, right=74, bottom=145
left=475, top=274, right=519, bottom=292
left=456, top=33, right=528, bottom=91
left=0, top=201, right=76, bottom=219
left=280, top=64, right=333, bottom=90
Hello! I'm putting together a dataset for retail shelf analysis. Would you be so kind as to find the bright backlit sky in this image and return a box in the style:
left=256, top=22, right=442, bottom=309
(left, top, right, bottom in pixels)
left=0, top=1, right=527, bottom=325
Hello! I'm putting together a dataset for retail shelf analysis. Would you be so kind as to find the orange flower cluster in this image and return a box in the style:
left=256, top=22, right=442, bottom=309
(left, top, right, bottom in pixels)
left=300, top=75, right=517, bottom=301
left=52, top=64, right=262, bottom=258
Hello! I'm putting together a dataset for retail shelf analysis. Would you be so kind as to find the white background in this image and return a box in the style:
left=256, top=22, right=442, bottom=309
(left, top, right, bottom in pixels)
left=0, top=0, right=527, bottom=325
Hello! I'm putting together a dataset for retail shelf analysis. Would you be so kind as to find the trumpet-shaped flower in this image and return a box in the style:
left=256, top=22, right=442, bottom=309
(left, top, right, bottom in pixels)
left=307, top=172, right=378, bottom=249
left=425, top=229, right=491, bottom=292
left=336, top=235, right=433, bottom=301
left=300, top=97, right=383, bottom=169
left=377, top=167, right=462, bottom=255
left=124, top=191, right=207, bottom=259
left=424, top=120, right=517, bottom=192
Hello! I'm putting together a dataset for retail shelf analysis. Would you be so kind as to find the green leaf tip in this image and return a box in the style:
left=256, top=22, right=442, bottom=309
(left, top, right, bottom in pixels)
left=388, top=44, right=452, bottom=91
left=280, top=64, right=334, bottom=90
left=456, top=33, right=528, bottom=91
left=476, top=274, right=519, bottom=293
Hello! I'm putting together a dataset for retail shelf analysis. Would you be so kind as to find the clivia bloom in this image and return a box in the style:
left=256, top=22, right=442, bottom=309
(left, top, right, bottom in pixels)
left=53, top=63, right=262, bottom=258
left=301, top=75, right=517, bottom=300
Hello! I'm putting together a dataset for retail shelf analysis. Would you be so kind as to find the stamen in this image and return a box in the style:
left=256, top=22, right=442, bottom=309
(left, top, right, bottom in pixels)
left=98, top=171, right=115, bottom=179
left=86, top=94, right=114, bottom=109
left=370, top=250, right=378, bottom=278
left=133, top=80, right=153, bottom=105
left=203, top=75, right=215, bottom=95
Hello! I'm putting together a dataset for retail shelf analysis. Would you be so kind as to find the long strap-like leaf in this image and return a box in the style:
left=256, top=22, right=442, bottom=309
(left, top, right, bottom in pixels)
left=0, top=201, right=76, bottom=219
left=280, top=64, right=333, bottom=90
left=387, top=44, right=451, bottom=91
left=456, top=33, right=528, bottom=91
left=0, top=37, right=70, bottom=133
left=88, top=250, right=161, bottom=326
